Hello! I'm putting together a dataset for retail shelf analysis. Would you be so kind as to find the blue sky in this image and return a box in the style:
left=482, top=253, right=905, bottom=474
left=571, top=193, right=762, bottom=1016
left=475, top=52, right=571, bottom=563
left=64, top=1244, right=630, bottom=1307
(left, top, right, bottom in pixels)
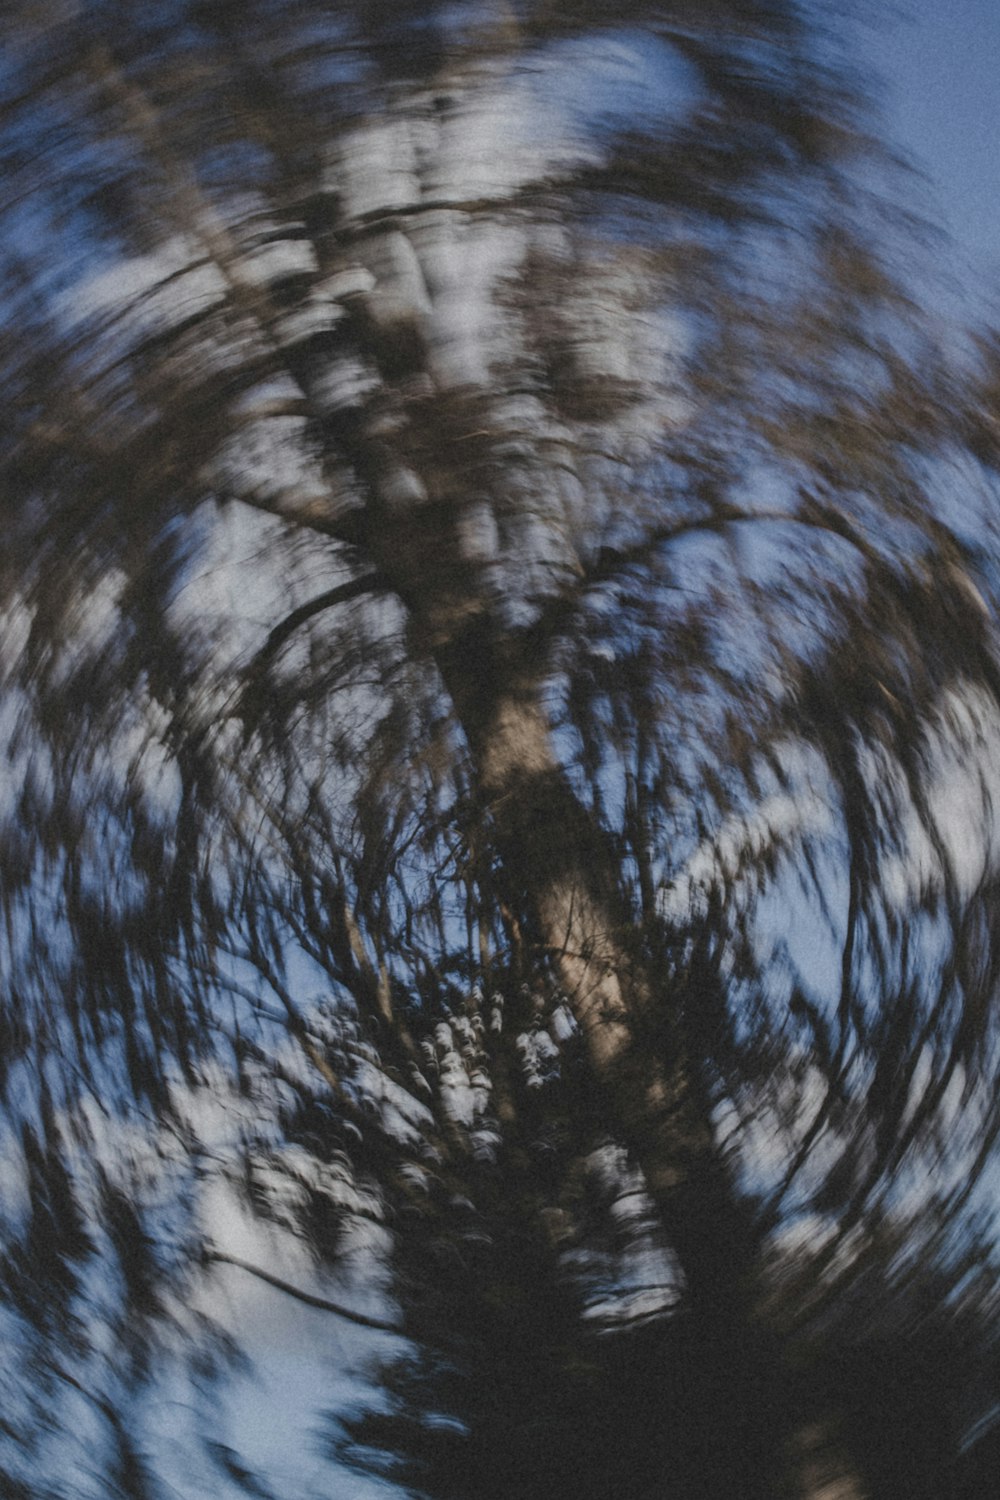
left=870, top=1, right=1000, bottom=283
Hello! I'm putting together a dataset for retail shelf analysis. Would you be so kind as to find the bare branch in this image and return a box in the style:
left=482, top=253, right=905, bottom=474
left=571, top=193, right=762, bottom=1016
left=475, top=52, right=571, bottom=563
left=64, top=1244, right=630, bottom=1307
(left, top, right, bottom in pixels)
left=250, top=572, right=385, bottom=675
left=204, top=1249, right=402, bottom=1333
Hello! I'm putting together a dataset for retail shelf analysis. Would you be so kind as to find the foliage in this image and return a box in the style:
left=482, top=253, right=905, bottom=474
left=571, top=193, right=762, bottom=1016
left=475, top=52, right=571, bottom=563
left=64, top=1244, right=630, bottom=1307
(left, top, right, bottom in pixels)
left=2, top=0, right=1000, bottom=1494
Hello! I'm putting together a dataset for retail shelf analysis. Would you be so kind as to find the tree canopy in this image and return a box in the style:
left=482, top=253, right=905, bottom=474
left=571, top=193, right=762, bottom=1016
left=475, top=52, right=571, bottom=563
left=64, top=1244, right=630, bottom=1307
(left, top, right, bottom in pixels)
left=3, top=2, right=1000, bottom=1495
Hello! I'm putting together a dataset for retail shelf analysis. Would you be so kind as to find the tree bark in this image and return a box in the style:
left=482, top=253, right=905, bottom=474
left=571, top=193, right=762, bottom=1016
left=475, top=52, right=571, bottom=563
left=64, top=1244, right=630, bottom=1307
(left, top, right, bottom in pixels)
left=434, top=656, right=800, bottom=1496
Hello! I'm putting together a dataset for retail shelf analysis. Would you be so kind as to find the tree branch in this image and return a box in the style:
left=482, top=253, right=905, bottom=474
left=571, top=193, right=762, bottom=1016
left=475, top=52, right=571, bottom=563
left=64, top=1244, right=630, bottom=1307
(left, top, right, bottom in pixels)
left=536, top=500, right=881, bottom=648
left=204, top=1249, right=401, bottom=1333
left=247, top=572, right=385, bottom=677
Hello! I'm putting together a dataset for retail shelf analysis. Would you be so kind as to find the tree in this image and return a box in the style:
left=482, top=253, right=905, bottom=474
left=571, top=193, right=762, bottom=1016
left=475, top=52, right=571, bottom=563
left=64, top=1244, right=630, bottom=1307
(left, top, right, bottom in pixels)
left=3, top=1, right=1000, bottom=1494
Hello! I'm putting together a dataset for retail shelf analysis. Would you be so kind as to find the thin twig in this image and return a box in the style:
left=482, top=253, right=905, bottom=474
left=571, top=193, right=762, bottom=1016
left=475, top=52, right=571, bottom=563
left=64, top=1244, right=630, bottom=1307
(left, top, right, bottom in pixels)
left=204, top=1249, right=401, bottom=1333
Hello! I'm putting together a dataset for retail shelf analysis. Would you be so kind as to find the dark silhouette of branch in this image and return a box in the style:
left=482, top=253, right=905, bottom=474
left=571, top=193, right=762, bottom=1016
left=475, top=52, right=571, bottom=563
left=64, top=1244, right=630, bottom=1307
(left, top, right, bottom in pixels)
left=249, top=573, right=385, bottom=675
left=204, top=1249, right=401, bottom=1334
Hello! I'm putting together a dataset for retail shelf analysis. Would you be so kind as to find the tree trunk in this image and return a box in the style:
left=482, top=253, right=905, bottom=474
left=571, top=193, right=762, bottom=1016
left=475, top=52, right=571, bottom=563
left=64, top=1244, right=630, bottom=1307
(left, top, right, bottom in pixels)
left=436, top=648, right=794, bottom=1496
